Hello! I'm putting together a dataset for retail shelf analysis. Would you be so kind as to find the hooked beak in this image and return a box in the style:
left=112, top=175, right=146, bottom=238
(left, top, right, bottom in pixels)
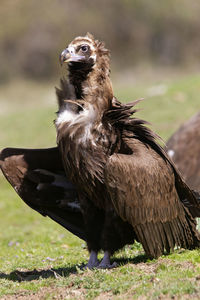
left=59, top=48, right=85, bottom=65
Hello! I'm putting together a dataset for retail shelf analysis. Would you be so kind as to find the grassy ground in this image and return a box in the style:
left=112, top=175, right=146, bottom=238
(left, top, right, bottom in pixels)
left=0, top=73, right=200, bottom=299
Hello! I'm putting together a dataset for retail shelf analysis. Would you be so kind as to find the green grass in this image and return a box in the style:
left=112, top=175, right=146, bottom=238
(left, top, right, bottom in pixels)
left=0, top=73, right=200, bottom=299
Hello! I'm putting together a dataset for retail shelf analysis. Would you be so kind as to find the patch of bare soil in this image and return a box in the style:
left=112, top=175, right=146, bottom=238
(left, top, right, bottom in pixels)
left=134, top=258, right=196, bottom=274
left=0, top=287, right=86, bottom=300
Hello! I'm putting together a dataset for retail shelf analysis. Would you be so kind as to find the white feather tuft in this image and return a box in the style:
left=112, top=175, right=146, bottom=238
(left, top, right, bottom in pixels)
left=168, top=149, right=175, bottom=158
left=56, top=104, right=98, bottom=146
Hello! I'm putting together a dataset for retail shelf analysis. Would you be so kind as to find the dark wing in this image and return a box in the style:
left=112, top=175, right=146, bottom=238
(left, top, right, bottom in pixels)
left=172, top=165, right=200, bottom=218
left=166, top=112, right=200, bottom=191
left=0, top=147, right=86, bottom=241
left=105, top=137, right=200, bottom=258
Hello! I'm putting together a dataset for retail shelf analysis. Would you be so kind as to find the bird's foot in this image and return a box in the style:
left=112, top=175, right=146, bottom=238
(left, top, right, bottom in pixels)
left=84, top=260, right=100, bottom=269
left=97, top=261, right=118, bottom=269
left=84, top=250, right=99, bottom=269
left=97, top=251, right=118, bottom=269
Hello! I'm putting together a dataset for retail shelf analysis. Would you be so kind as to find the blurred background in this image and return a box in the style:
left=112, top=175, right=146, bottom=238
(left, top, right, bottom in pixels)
left=0, top=0, right=200, bottom=148
left=1, top=0, right=200, bottom=82
left=0, top=2, right=200, bottom=290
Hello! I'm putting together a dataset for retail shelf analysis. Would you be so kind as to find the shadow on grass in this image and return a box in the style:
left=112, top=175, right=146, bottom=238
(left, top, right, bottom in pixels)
left=0, top=266, right=78, bottom=282
left=0, top=253, right=148, bottom=282
left=112, top=253, right=149, bottom=266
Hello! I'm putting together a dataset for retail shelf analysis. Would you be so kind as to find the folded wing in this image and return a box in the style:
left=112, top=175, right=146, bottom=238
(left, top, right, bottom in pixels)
left=105, top=138, right=200, bottom=258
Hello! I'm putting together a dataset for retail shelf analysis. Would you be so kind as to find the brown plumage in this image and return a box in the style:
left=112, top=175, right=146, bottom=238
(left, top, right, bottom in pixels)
left=0, top=147, right=86, bottom=240
left=1, top=33, right=200, bottom=269
left=166, top=112, right=200, bottom=191
left=55, top=33, right=200, bottom=268
left=0, top=147, right=136, bottom=256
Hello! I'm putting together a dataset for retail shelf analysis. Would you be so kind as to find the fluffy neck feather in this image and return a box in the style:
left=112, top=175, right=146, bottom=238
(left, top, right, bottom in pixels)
left=68, top=43, right=113, bottom=116
left=55, top=39, right=116, bottom=186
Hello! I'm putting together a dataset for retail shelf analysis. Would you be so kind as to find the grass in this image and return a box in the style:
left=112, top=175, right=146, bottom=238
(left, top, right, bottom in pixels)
left=0, top=72, right=200, bottom=299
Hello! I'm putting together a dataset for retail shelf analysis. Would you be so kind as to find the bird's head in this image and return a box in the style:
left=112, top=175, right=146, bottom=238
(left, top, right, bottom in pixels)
left=59, top=33, right=110, bottom=71
left=59, top=33, right=112, bottom=102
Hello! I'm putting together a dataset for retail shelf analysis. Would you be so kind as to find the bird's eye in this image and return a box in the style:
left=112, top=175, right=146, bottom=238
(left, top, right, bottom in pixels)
left=81, top=45, right=88, bottom=52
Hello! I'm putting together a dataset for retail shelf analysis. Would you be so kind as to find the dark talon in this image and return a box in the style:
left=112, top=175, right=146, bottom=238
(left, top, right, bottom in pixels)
left=97, top=261, right=118, bottom=269
left=83, top=250, right=99, bottom=269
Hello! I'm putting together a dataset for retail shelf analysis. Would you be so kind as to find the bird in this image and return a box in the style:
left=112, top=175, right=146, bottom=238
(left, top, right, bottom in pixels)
left=55, top=33, right=200, bottom=268
left=166, top=112, right=200, bottom=191
left=1, top=33, right=200, bottom=269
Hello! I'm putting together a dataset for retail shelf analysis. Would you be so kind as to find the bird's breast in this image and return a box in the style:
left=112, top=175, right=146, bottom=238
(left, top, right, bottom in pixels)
left=56, top=106, right=113, bottom=190
left=56, top=104, right=112, bottom=148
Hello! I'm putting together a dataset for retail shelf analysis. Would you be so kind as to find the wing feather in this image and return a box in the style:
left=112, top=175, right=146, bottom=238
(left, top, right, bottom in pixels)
left=0, top=147, right=86, bottom=241
left=105, top=138, right=200, bottom=257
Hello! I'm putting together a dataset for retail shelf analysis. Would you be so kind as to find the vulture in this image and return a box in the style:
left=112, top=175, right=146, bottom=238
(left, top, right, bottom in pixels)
left=55, top=33, right=200, bottom=268
left=166, top=112, right=200, bottom=191
left=1, top=33, right=200, bottom=269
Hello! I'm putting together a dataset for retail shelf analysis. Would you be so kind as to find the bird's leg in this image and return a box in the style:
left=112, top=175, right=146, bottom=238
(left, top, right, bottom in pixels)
left=97, top=251, right=117, bottom=269
left=85, top=250, right=99, bottom=269
left=78, top=195, right=103, bottom=269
